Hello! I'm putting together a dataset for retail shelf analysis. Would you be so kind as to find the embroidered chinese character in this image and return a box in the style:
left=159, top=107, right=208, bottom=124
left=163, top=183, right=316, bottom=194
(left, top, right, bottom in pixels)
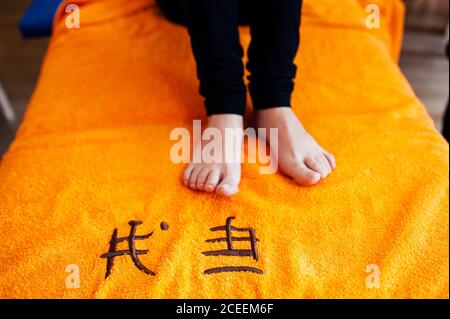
left=202, top=216, right=262, bottom=275
left=100, top=220, right=169, bottom=278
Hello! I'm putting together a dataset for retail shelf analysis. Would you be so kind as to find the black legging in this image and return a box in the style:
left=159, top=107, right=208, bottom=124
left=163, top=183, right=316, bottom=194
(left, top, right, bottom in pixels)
left=157, top=0, right=303, bottom=116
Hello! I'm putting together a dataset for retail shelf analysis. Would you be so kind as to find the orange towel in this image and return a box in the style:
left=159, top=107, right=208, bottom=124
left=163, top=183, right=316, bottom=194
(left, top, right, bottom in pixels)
left=0, top=0, right=448, bottom=298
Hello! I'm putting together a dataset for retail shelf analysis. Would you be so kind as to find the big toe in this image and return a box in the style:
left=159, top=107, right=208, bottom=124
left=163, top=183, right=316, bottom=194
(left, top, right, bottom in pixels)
left=216, top=182, right=239, bottom=197
left=305, top=156, right=330, bottom=178
left=216, top=170, right=240, bottom=197
left=285, top=162, right=321, bottom=186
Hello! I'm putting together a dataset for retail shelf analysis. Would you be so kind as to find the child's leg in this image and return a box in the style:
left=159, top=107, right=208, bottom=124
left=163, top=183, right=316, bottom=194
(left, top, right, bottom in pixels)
left=247, top=0, right=336, bottom=185
left=181, top=0, right=245, bottom=196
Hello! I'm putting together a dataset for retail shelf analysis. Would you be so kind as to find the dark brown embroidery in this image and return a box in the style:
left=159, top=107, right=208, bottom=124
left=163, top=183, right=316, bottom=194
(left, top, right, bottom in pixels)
left=204, top=266, right=263, bottom=275
left=160, top=221, right=169, bottom=231
left=202, top=216, right=263, bottom=275
left=100, top=220, right=164, bottom=278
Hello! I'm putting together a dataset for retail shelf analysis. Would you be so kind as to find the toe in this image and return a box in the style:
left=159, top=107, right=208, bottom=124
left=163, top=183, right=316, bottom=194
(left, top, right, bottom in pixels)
left=196, top=169, right=210, bottom=191
left=324, top=151, right=336, bottom=170
left=216, top=181, right=239, bottom=197
left=318, top=155, right=332, bottom=177
left=305, top=157, right=328, bottom=178
left=216, top=168, right=240, bottom=197
left=289, top=162, right=321, bottom=186
left=205, top=169, right=220, bottom=193
left=183, top=164, right=194, bottom=186
left=189, top=167, right=201, bottom=190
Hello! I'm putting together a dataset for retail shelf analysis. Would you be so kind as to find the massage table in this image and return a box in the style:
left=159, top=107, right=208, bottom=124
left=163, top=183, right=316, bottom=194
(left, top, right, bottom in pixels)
left=0, top=0, right=448, bottom=298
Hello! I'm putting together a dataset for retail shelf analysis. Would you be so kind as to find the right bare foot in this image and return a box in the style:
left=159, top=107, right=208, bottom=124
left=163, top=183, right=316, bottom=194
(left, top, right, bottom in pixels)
left=183, top=114, right=243, bottom=197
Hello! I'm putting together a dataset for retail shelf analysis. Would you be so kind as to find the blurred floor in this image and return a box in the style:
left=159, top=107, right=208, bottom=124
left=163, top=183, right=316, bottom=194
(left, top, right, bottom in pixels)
left=0, top=0, right=48, bottom=156
left=0, top=1, right=449, bottom=156
left=400, top=31, right=449, bottom=130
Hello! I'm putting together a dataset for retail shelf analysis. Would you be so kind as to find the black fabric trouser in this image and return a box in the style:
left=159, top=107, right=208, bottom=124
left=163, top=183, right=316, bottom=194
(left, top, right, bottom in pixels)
left=159, top=0, right=303, bottom=116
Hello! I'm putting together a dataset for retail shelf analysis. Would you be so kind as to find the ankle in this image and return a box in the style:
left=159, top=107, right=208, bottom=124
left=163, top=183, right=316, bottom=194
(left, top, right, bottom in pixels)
left=254, top=106, right=291, bottom=118
left=208, top=114, right=243, bottom=128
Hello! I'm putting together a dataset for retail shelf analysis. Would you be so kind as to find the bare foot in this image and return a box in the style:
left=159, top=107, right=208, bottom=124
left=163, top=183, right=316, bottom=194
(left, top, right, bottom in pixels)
left=183, top=114, right=243, bottom=197
left=253, top=107, right=336, bottom=186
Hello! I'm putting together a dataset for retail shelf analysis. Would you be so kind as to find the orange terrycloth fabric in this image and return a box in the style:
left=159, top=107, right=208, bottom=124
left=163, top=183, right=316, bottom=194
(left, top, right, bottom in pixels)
left=0, top=0, right=448, bottom=298
left=356, top=0, right=405, bottom=61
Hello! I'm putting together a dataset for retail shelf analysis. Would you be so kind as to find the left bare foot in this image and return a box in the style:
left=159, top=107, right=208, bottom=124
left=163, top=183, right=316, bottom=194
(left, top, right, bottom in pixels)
left=253, top=107, right=336, bottom=186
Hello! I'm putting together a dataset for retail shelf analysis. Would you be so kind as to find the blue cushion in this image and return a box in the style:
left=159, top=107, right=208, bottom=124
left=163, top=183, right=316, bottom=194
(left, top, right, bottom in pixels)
left=18, top=0, right=64, bottom=38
